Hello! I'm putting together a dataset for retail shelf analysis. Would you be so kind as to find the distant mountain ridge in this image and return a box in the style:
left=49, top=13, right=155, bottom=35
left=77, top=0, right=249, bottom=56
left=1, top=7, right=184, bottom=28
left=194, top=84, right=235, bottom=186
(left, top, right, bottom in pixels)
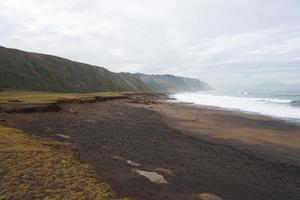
left=137, top=73, right=212, bottom=93
left=0, top=45, right=211, bottom=93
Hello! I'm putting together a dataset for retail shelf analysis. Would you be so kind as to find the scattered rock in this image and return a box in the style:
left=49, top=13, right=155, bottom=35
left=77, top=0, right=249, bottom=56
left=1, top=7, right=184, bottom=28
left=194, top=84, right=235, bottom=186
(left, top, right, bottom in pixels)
left=198, top=193, right=223, bottom=200
left=130, top=95, right=159, bottom=105
left=131, top=97, right=139, bottom=103
left=113, top=155, right=124, bottom=161
left=126, top=160, right=141, bottom=167
left=56, top=134, right=71, bottom=139
left=68, top=107, right=79, bottom=114
left=132, top=169, right=168, bottom=184
left=154, top=167, right=172, bottom=176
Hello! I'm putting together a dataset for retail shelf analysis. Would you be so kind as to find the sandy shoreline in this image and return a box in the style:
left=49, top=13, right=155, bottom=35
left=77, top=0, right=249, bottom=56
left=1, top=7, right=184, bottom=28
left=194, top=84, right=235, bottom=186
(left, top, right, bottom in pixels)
left=170, top=100, right=300, bottom=126
left=1, top=96, right=300, bottom=200
left=137, top=101, right=300, bottom=166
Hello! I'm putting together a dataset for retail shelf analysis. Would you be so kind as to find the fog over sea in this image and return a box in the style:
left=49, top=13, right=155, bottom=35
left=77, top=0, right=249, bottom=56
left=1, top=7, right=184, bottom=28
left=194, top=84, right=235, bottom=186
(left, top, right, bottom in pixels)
left=173, top=90, right=300, bottom=122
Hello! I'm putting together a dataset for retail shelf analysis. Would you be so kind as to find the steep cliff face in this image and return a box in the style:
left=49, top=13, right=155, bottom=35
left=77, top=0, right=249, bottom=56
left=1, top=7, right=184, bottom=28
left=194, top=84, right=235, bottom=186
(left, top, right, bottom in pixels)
left=0, top=45, right=211, bottom=93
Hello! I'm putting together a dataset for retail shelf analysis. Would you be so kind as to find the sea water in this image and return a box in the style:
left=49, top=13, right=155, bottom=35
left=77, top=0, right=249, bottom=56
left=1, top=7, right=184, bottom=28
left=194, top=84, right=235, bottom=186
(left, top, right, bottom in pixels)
left=172, top=90, right=300, bottom=122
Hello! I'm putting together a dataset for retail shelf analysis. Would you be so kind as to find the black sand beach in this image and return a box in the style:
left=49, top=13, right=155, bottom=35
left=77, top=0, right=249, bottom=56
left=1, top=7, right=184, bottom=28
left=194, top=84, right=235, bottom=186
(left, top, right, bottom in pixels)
left=1, top=97, right=300, bottom=200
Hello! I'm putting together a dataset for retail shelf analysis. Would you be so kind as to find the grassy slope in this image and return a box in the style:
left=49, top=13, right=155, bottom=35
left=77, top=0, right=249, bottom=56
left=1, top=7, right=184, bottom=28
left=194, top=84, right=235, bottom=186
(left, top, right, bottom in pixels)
left=0, top=46, right=150, bottom=93
left=0, top=126, right=118, bottom=200
left=0, top=91, right=126, bottom=103
left=0, top=45, right=212, bottom=93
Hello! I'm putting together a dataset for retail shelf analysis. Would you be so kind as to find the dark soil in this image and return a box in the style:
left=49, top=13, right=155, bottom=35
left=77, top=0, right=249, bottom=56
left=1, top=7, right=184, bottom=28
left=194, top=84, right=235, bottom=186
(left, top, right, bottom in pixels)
left=1, top=100, right=300, bottom=200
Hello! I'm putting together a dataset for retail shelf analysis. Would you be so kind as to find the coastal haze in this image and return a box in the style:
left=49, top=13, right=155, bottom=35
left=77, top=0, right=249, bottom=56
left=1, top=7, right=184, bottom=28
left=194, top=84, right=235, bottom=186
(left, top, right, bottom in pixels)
left=1, top=1, right=300, bottom=200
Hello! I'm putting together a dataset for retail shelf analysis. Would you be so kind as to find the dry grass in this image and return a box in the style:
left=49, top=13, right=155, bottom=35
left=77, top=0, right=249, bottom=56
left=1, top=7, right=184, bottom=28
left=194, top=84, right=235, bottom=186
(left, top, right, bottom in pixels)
left=0, top=91, right=126, bottom=104
left=0, top=125, right=118, bottom=200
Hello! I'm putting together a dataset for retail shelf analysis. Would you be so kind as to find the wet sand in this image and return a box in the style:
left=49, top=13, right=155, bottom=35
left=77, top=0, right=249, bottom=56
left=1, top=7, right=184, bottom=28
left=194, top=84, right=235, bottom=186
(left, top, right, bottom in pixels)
left=1, top=98, right=300, bottom=200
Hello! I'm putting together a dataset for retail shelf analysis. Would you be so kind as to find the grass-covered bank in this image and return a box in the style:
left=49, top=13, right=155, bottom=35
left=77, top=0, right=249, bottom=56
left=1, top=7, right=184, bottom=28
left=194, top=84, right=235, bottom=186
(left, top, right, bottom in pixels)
left=0, top=91, right=128, bottom=104
left=0, top=125, right=120, bottom=199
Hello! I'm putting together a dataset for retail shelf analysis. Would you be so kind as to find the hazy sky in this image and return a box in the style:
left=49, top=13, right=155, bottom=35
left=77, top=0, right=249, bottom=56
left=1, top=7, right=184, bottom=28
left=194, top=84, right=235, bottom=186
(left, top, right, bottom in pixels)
left=0, top=0, right=300, bottom=88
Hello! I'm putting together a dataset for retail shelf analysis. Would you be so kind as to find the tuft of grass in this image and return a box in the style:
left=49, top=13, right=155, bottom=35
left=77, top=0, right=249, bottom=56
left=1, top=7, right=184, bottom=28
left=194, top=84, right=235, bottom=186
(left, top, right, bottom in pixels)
left=0, top=90, right=125, bottom=104
left=0, top=125, right=118, bottom=200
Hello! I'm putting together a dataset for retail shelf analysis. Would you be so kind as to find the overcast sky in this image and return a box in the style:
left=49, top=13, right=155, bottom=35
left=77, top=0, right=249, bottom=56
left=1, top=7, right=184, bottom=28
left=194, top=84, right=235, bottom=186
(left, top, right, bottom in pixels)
left=0, top=0, right=300, bottom=88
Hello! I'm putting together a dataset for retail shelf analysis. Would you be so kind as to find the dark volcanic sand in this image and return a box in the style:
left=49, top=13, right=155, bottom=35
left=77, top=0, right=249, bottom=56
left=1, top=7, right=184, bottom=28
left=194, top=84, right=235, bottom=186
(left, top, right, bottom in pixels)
left=1, top=100, right=300, bottom=200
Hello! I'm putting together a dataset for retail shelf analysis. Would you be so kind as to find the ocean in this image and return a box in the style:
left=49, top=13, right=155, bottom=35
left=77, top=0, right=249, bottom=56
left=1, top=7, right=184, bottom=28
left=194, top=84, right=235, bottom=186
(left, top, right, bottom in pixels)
left=172, top=90, right=300, bottom=122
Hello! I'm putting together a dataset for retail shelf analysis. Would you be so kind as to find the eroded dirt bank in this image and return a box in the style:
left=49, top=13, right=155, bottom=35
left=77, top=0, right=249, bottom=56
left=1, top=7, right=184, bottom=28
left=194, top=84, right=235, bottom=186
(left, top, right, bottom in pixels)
left=1, top=99, right=300, bottom=200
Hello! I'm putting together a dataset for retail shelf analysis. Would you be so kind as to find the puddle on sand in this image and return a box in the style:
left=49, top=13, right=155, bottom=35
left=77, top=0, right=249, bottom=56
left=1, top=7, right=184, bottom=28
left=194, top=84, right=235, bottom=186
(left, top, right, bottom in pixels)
left=132, top=169, right=168, bottom=184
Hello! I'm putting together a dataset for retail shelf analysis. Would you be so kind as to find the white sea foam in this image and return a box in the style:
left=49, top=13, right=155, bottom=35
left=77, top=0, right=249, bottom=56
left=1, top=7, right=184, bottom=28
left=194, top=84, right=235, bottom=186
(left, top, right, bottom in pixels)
left=173, top=92, right=300, bottom=120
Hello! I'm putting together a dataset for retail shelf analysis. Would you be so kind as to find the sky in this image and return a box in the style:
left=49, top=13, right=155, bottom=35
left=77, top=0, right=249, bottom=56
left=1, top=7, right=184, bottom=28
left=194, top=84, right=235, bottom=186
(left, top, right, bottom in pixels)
left=0, top=0, right=300, bottom=88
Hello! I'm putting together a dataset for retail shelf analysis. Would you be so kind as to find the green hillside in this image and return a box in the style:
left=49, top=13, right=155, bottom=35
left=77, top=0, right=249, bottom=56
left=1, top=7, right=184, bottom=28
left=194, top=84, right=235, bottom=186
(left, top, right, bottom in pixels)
left=0, top=46, right=211, bottom=93
left=0, top=46, right=150, bottom=93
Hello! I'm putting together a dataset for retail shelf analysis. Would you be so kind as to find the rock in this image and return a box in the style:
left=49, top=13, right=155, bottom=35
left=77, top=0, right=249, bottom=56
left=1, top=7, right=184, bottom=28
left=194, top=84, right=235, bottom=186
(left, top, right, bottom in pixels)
left=131, top=97, right=139, bottom=103
left=126, top=160, right=141, bottom=167
left=130, top=95, right=158, bottom=105
left=56, top=134, right=71, bottom=139
left=132, top=169, right=168, bottom=184
left=68, top=107, right=79, bottom=114
left=113, top=155, right=124, bottom=161
left=154, top=167, right=172, bottom=176
left=198, top=193, right=223, bottom=200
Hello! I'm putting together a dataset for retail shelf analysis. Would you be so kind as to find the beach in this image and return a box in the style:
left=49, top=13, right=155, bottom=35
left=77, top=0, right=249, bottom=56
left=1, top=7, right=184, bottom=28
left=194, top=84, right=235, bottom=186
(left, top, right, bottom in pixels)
left=1, top=94, right=300, bottom=200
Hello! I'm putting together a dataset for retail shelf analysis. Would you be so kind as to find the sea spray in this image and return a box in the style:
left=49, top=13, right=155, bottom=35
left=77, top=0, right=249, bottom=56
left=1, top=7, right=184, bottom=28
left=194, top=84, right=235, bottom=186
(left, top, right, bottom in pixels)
left=172, top=91, right=300, bottom=121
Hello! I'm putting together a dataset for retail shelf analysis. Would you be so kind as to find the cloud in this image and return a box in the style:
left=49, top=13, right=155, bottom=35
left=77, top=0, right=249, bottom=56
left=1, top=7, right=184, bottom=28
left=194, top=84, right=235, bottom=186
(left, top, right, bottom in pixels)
left=0, top=0, right=300, bottom=87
